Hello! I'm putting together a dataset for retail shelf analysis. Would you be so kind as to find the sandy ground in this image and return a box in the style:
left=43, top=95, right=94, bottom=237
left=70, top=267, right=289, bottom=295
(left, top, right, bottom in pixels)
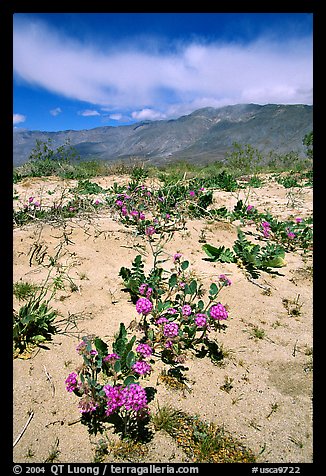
left=12, top=174, right=313, bottom=464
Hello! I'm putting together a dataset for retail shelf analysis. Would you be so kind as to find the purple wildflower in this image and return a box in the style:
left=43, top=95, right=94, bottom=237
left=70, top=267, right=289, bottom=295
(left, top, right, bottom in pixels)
left=167, top=307, right=177, bottom=315
left=209, top=303, right=228, bottom=321
left=135, top=297, right=153, bottom=315
left=165, top=340, right=173, bottom=348
left=122, top=384, right=148, bottom=413
left=132, top=360, right=152, bottom=376
left=173, top=253, right=182, bottom=262
left=156, top=316, right=168, bottom=325
left=182, top=304, right=192, bottom=316
left=65, top=372, right=78, bottom=393
left=139, top=283, right=148, bottom=295
left=103, top=385, right=126, bottom=416
left=121, top=206, right=128, bottom=216
left=163, top=322, right=179, bottom=338
left=103, top=353, right=120, bottom=363
left=219, top=274, right=232, bottom=286
left=76, top=341, right=87, bottom=355
left=78, top=395, right=98, bottom=414
left=145, top=226, right=156, bottom=236
left=146, top=287, right=153, bottom=298
left=136, top=343, right=153, bottom=358
left=195, top=314, right=207, bottom=327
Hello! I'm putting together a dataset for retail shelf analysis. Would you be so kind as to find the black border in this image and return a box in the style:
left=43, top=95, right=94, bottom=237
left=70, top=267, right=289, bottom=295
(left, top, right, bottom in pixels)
left=4, top=2, right=321, bottom=473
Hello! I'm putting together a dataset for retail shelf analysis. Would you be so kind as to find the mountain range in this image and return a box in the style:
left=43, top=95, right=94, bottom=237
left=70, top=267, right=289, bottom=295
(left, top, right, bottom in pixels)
left=13, top=103, right=313, bottom=167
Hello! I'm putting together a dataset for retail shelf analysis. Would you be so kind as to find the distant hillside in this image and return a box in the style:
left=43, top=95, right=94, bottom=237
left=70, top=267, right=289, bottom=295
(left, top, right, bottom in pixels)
left=13, top=103, right=313, bottom=166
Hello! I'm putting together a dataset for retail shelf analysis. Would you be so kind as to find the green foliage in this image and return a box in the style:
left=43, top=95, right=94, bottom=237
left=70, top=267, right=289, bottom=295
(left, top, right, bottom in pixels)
left=204, top=170, right=238, bottom=192
left=26, top=139, right=79, bottom=177
left=303, top=131, right=313, bottom=160
left=202, top=229, right=286, bottom=278
left=202, top=244, right=235, bottom=263
left=13, top=288, right=58, bottom=353
left=119, top=254, right=165, bottom=303
left=72, top=179, right=106, bottom=195
left=13, top=281, right=39, bottom=301
left=225, top=143, right=263, bottom=176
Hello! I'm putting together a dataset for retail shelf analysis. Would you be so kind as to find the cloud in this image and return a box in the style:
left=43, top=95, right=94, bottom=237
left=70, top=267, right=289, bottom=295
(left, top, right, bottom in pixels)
left=108, top=113, right=122, bottom=121
left=78, top=109, right=101, bottom=116
left=131, top=109, right=166, bottom=121
left=50, top=107, right=62, bottom=116
left=13, top=17, right=313, bottom=122
left=13, top=113, right=26, bottom=125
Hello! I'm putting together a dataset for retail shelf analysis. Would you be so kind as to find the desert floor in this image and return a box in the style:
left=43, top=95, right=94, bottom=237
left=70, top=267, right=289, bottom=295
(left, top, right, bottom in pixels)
left=13, top=173, right=313, bottom=464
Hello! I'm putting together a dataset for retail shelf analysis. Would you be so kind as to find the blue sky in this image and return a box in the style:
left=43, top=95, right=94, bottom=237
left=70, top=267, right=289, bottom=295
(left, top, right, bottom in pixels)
left=13, top=13, right=313, bottom=132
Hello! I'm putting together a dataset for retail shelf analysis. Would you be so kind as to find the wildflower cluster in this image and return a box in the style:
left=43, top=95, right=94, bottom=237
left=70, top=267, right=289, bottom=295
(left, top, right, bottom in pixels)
left=110, top=179, right=213, bottom=236
left=65, top=331, right=153, bottom=436
left=132, top=254, right=231, bottom=364
left=258, top=213, right=313, bottom=252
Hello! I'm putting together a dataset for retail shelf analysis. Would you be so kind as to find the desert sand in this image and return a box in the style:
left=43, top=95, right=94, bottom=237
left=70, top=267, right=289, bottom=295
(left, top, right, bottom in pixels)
left=13, top=173, right=313, bottom=464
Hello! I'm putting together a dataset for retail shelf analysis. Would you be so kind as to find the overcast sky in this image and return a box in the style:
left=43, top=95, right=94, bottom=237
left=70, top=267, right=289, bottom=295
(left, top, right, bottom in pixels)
left=13, top=13, right=313, bottom=131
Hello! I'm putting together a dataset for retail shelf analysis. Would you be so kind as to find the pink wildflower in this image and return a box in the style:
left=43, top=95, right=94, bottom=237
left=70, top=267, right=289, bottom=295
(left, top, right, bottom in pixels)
left=209, top=303, right=228, bottom=321
left=163, top=322, right=179, bottom=338
left=135, top=297, right=153, bottom=315
left=219, top=274, right=232, bottom=286
left=132, top=360, right=152, bottom=376
left=195, top=314, right=207, bottom=327
left=65, top=372, right=78, bottom=393
left=136, top=343, right=153, bottom=358
left=182, top=304, right=192, bottom=316
left=103, top=353, right=120, bottom=363
left=78, top=395, right=98, bottom=414
left=145, top=226, right=156, bottom=236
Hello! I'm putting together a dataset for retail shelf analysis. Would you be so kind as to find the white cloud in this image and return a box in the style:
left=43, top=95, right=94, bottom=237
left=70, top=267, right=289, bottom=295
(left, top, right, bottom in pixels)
left=13, top=18, right=313, bottom=122
left=78, top=109, right=101, bottom=116
left=109, top=113, right=122, bottom=120
left=50, top=107, right=62, bottom=116
left=13, top=113, right=26, bottom=125
left=131, top=109, right=166, bottom=121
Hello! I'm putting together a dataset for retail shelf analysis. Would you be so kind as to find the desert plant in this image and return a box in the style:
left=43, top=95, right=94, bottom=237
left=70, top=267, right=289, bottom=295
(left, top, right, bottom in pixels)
left=13, top=286, right=58, bottom=354
left=202, top=228, right=286, bottom=278
left=27, top=138, right=79, bottom=177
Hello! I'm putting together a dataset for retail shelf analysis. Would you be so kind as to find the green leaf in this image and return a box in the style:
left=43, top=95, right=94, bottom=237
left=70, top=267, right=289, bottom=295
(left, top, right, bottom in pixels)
left=114, top=360, right=121, bottom=373
left=168, top=273, right=178, bottom=289
left=126, top=350, right=136, bottom=369
left=197, top=300, right=204, bottom=311
left=189, top=280, right=197, bottom=295
left=209, top=283, right=218, bottom=295
left=94, top=338, right=108, bottom=356
left=263, top=256, right=286, bottom=268
left=123, top=375, right=138, bottom=386
left=202, top=244, right=235, bottom=263
left=181, top=260, right=189, bottom=270
left=32, top=335, right=47, bottom=343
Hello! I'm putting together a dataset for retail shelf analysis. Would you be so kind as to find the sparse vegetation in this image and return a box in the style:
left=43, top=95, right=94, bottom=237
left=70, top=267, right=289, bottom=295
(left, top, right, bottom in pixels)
left=12, top=136, right=313, bottom=463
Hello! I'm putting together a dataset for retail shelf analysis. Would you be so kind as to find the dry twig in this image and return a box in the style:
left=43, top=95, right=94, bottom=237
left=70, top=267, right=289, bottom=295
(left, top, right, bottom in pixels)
left=13, top=411, right=34, bottom=448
